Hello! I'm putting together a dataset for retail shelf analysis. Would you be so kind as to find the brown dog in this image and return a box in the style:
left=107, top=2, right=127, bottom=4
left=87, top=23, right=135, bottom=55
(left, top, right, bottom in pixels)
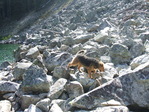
left=67, top=54, right=104, bottom=78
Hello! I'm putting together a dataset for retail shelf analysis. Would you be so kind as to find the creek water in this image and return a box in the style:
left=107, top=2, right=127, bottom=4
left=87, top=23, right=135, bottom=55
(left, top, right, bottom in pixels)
left=0, top=44, right=19, bottom=64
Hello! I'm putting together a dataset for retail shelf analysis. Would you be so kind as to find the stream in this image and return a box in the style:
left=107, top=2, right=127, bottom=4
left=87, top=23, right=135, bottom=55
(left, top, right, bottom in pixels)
left=0, top=44, right=19, bottom=64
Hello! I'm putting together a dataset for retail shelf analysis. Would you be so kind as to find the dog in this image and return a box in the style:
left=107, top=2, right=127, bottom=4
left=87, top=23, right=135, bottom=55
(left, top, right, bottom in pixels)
left=67, top=51, right=104, bottom=78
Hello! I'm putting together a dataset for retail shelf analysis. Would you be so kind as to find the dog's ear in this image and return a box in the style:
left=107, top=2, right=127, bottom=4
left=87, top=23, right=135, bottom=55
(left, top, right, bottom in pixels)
left=76, top=50, right=87, bottom=55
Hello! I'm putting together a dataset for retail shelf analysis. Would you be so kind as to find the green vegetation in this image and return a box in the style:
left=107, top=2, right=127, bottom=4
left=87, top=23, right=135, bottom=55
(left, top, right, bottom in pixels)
left=0, top=35, right=12, bottom=41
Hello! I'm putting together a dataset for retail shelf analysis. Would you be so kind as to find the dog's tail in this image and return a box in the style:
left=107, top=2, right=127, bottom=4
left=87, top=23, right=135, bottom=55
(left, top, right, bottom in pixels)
left=76, top=50, right=87, bottom=55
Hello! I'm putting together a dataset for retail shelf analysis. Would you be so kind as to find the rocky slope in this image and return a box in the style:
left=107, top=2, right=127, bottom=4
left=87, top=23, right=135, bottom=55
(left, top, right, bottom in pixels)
left=0, top=0, right=149, bottom=112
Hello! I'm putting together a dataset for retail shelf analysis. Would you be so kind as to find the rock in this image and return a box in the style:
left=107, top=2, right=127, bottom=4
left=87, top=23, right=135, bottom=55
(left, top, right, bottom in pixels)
left=129, top=39, right=145, bottom=58
left=66, top=81, right=84, bottom=98
left=61, top=36, right=74, bottom=46
left=144, top=40, right=149, bottom=53
left=116, top=64, right=132, bottom=76
left=3, top=93, right=16, bottom=102
left=139, top=31, right=149, bottom=43
left=0, top=71, right=9, bottom=81
left=70, top=44, right=83, bottom=55
left=43, top=51, right=72, bottom=71
left=14, top=45, right=30, bottom=61
left=0, top=100, right=11, bottom=112
left=47, top=78, right=67, bottom=99
left=109, top=43, right=131, bottom=64
left=97, top=19, right=113, bottom=31
left=104, top=63, right=118, bottom=78
left=22, top=65, right=53, bottom=93
left=74, top=34, right=94, bottom=44
left=53, top=66, right=69, bottom=79
left=0, top=61, right=11, bottom=70
left=13, top=62, right=32, bottom=80
left=74, top=72, right=98, bottom=92
left=33, top=54, right=48, bottom=72
left=87, top=24, right=99, bottom=32
left=98, top=45, right=110, bottom=56
left=0, top=81, right=20, bottom=94
left=21, top=95, right=41, bottom=110
left=49, top=103, right=63, bottom=112
left=50, top=99, right=66, bottom=111
left=93, top=31, right=109, bottom=43
left=101, top=99, right=122, bottom=106
left=36, top=98, right=51, bottom=112
left=26, top=46, right=40, bottom=60
left=24, top=104, right=42, bottom=112
left=74, top=106, right=129, bottom=112
left=68, top=61, right=149, bottom=110
left=130, top=54, right=149, bottom=70
left=100, top=56, right=111, bottom=63
left=85, top=11, right=97, bottom=22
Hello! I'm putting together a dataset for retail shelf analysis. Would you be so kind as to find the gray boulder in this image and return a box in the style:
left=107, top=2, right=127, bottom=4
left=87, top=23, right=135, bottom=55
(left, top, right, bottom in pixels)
left=73, top=72, right=99, bottom=91
left=26, top=46, right=40, bottom=60
left=66, top=81, right=84, bottom=98
left=0, top=81, right=20, bottom=94
left=36, top=98, right=51, bottom=112
left=21, top=95, right=41, bottom=110
left=129, top=39, right=145, bottom=58
left=109, top=43, right=131, bottom=64
left=68, top=61, right=149, bottom=110
left=22, top=65, right=53, bottom=93
left=74, top=34, right=94, bottom=44
left=53, top=66, right=69, bottom=79
left=61, top=36, right=74, bottom=46
left=43, top=51, right=72, bottom=71
left=47, top=78, right=67, bottom=100
left=13, top=62, right=32, bottom=80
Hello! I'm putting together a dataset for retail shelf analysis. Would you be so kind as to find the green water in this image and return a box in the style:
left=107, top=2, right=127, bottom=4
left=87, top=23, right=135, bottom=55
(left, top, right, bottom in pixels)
left=0, top=44, right=19, bottom=64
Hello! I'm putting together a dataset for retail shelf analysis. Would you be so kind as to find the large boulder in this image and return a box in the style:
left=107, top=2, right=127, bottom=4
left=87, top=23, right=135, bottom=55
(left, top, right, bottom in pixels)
left=109, top=43, right=131, bottom=64
left=22, top=65, right=53, bottom=93
left=68, top=61, right=149, bottom=110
